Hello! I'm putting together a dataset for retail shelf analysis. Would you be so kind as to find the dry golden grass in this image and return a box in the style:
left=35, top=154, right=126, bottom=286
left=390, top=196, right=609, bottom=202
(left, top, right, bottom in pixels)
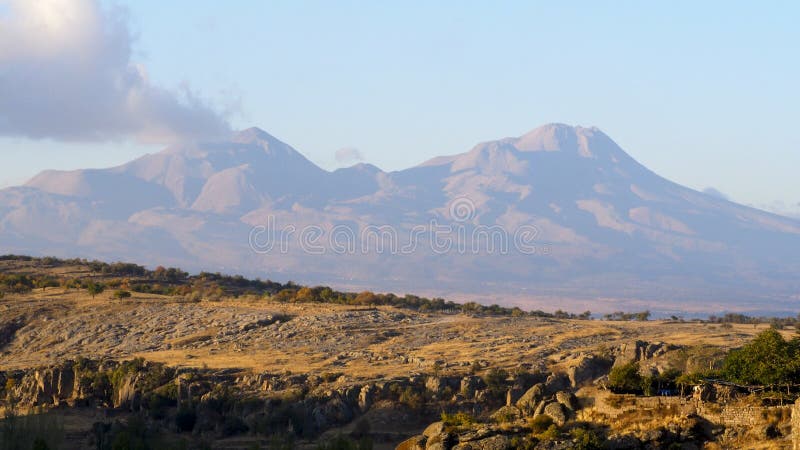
left=0, top=288, right=790, bottom=380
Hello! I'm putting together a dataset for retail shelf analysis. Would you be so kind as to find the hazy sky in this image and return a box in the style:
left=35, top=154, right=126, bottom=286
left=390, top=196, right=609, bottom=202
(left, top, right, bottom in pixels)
left=1, top=1, right=798, bottom=216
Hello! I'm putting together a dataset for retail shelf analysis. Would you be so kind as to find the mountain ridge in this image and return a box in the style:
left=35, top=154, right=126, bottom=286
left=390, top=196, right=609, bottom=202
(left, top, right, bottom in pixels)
left=3, top=124, right=799, bottom=314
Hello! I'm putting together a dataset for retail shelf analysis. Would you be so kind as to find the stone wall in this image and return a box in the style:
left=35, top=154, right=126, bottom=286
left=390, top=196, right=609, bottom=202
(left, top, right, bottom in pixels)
left=696, top=403, right=787, bottom=428
left=591, top=390, right=791, bottom=431
left=589, top=391, right=690, bottom=419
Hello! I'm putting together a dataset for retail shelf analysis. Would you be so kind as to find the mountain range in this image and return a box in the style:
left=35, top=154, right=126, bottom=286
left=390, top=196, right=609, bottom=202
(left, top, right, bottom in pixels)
left=2, top=124, right=799, bottom=314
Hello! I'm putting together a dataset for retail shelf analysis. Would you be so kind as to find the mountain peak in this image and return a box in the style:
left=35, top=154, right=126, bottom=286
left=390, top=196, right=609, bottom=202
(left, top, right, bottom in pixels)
left=514, top=123, right=616, bottom=159
left=4, top=122, right=800, bottom=311
left=232, top=127, right=279, bottom=144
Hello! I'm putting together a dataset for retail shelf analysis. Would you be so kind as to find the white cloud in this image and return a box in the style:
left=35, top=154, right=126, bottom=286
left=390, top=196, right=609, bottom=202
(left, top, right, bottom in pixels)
left=334, top=146, right=365, bottom=163
left=0, top=0, right=230, bottom=143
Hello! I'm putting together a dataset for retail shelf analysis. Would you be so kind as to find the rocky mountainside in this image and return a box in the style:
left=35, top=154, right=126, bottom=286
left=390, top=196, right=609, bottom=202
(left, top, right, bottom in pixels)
left=2, top=124, right=799, bottom=313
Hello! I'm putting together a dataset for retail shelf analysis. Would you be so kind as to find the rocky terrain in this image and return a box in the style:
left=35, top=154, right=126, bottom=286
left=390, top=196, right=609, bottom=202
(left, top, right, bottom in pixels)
left=1, top=258, right=798, bottom=449
left=2, top=295, right=796, bottom=449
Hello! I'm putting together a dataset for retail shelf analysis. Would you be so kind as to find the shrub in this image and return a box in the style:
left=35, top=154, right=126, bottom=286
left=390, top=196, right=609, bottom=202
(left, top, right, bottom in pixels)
left=0, top=274, right=34, bottom=294
left=398, top=387, right=424, bottom=410
left=570, top=427, right=603, bottom=450
left=321, top=372, right=343, bottom=383
left=441, top=412, right=475, bottom=427
left=113, top=290, right=132, bottom=299
left=608, top=362, right=643, bottom=394
left=85, top=281, right=105, bottom=299
left=538, top=424, right=560, bottom=441
left=89, top=372, right=113, bottom=403
left=641, top=375, right=655, bottom=396
left=4, top=377, right=16, bottom=394
left=529, top=414, right=554, bottom=433
left=482, top=367, right=509, bottom=397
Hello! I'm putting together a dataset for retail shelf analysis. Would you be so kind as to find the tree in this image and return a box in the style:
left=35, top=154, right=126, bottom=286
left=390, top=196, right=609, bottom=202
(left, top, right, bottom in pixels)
left=608, top=362, right=643, bottom=393
left=294, top=287, right=317, bottom=302
left=722, top=328, right=799, bottom=385
left=85, top=281, right=105, bottom=299
left=482, top=367, right=509, bottom=397
left=354, top=291, right=378, bottom=306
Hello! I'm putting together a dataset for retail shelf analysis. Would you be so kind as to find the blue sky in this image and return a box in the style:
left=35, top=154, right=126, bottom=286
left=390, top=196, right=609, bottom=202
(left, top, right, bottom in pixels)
left=1, top=1, right=798, bottom=215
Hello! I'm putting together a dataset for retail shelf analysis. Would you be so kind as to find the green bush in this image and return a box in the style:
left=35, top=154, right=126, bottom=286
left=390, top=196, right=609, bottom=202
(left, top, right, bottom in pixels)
left=570, top=427, right=603, bottom=450
left=398, top=386, right=424, bottom=410
left=113, top=290, right=132, bottom=299
left=482, top=367, right=509, bottom=397
left=441, top=412, right=474, bottom=427
left=86, top=281, right=105, bottom=299
left=608, top=362, right=643, bottom=394
left=721, top=329, right=800, bottom=385
left=538, top=424, right=560, bottom=441
left=0, top=274, right=34, bottom=294
left=529, top=414, right=554, bottom=433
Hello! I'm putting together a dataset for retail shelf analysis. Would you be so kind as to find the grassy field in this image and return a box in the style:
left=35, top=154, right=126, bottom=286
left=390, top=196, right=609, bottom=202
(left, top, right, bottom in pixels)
left=0, top=287, right=785, bottom=378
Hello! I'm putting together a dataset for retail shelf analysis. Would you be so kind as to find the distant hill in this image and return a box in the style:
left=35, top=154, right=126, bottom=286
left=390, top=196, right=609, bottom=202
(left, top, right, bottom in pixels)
left=2, top=124, right=799, bottom=314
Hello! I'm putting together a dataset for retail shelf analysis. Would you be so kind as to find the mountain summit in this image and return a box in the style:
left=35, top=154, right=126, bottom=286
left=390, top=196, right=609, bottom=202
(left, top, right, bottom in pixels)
left=2, top=124, right=799, bottom=313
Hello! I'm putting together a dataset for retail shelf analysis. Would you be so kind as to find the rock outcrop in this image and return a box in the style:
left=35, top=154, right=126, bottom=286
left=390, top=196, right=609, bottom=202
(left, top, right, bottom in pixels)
left=613, top=340, right=679, bottom=367
left=515, top=383, right=543, bottom=414
left=567, top=354, right=612, bottom=387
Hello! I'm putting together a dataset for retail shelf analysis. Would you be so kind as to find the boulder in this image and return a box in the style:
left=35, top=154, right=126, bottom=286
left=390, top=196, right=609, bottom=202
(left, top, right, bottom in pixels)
left=452, top=435, right=509, bottom=450
left=425, top=432, right=453, bottom=450
left=456, top=425, right=493, bottom=442
left=423, top=421, right=446, bottom=438
left=490, top=405, right=522, bottom=423
left=555, top=391, right=578, bottom=412
left=605, top=433, right=641, bottom=449
left=542, top=402, right=568, bottom=427
left=397, top=435, right=427, bottom=450
left=515, top=383, right=543, bottom=414
left=533, top=399, right=547, bottom=416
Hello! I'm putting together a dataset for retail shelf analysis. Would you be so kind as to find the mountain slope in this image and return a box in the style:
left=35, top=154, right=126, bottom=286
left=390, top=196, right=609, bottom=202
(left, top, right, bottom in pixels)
left=2, top=124, right=799, bottom=314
